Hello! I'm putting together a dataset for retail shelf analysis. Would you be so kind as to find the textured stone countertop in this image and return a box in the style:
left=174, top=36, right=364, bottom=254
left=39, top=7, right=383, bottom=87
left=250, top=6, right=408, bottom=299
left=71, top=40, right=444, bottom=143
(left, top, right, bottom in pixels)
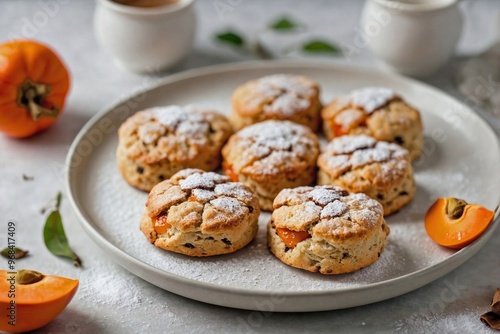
left=0, top=0, right=499, bottom=333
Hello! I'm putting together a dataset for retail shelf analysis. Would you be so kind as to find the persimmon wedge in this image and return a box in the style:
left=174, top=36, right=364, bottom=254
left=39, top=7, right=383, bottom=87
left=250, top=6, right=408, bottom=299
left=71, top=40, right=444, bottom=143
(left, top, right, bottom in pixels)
left=0, top=269, right=78, bottom=333
left=425, top=197, right=496, bottom=249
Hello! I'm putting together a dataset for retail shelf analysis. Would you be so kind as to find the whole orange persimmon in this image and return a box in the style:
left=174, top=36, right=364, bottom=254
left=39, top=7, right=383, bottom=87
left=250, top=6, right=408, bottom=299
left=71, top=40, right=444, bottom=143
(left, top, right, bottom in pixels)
left=0, top=40, right=70, bottom=138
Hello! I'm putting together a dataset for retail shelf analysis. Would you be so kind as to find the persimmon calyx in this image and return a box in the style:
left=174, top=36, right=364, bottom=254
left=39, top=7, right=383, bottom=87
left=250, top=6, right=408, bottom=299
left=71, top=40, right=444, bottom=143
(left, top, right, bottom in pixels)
left=446, top=198, right=468, bottom=220
left=16, top=269, right=44, bottom=284
left=17, top=79, right=59, bottom=121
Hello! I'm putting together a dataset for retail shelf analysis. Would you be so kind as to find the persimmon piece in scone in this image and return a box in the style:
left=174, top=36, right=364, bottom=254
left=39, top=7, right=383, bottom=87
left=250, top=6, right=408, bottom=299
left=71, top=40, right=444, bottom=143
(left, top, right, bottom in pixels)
left=321, top=87, right=423, bottom=160
left=268, top=185, right=390, bottom=274
left=140, top=168, right=260, bottom=256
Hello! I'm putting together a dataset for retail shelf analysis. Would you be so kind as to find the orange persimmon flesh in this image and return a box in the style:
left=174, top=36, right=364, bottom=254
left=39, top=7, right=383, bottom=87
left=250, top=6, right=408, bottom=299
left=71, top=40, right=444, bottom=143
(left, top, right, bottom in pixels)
left=0, top=269, right=78, bottom=333
left=425, top=197, right=495, bottom=249
left=276, top=227, right=311, bottom=248
left=153, top=214, right=171, bottom=234
left=222, top=162, right=239, bottom=182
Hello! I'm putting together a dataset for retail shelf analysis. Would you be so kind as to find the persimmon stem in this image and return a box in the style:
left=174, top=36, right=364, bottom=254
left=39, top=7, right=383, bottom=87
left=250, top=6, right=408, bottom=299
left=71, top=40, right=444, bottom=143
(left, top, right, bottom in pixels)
left=17, top=79, right=59, bottom=121
left=446, top=198, right=468, bottom=219
left=16, top=269, right=44, bottom=284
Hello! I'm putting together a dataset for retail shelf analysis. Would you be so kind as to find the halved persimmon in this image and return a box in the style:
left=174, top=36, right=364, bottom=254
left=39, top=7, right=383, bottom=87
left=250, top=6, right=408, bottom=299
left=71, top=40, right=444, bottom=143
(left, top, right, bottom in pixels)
left=425, top=197, right=496, bottom=249
left=0, top=269, right=78, bottom=333
left=276, top=227, right=311, bottom=248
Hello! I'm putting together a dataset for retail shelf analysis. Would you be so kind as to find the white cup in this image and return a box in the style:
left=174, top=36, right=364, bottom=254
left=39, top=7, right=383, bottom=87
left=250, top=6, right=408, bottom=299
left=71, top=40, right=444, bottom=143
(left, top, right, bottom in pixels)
left=361, top=0, right=463, bottom=78
left=94, top=0, right=196, bottom=73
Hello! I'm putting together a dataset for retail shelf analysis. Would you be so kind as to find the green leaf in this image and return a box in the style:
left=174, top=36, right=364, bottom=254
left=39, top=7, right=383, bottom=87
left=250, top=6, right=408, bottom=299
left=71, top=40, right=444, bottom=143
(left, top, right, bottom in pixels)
left=215, top=32, right=245, bottom=47
left=1, top=247, right=29, bottom=259
left=302, top=40, right=340, bottom=54
left=270, top=17, right=298, bottom=31
left=44, top=209, right=82, bottom=267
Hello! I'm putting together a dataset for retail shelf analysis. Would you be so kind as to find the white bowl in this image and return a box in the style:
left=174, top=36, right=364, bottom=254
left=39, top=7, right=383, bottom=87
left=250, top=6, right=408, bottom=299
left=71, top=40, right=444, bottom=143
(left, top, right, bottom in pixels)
left=361, top=0, right=463, bottom=78
left=94, top=0, right=196, bottom=73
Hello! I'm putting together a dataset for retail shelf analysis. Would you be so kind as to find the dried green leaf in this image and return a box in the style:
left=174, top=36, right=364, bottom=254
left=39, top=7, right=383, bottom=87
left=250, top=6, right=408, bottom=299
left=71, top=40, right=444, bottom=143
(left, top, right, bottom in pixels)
left=44, top=204, right=81, bottom=267
left=215, top=32, right=245, bottom=47
left=270, top=17, right=298, bottom=31
left=0, top=247, right=29, bottom=259
left=302, top=40, right=340, bottom=54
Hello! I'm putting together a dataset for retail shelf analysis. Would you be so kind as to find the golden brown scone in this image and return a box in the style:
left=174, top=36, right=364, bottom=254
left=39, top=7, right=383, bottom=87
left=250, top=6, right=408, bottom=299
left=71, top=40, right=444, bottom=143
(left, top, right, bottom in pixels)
left=140, top=168, right=260, bottom=257
left=117, top=106, right=232, bottom=191
left=222, top=120, right=320, bottom=211
left=321, top=87, right=423, bottom=160
left=268, top=185, right=390, bottom=274
left=317, top=135, right=415, bottom=216
left=230, top=74, right=322, bottom=131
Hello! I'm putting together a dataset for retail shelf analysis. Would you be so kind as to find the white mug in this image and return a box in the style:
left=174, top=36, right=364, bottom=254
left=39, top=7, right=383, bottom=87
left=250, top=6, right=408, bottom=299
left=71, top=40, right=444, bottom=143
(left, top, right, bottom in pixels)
left=94, top=0, right=196, bottom=73
left=361, top=0, right=463, bottom=78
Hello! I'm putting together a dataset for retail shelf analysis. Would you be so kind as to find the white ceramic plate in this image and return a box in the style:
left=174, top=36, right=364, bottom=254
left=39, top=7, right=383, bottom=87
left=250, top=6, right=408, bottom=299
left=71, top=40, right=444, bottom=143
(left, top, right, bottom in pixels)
left=66, top=61, right=500, bottom=312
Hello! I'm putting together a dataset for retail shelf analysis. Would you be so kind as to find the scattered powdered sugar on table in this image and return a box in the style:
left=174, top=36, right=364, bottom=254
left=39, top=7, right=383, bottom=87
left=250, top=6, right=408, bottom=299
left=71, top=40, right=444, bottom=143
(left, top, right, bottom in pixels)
left=350, top=87, right=396, bottom=113
left=78, top=265, right=142, bottom=311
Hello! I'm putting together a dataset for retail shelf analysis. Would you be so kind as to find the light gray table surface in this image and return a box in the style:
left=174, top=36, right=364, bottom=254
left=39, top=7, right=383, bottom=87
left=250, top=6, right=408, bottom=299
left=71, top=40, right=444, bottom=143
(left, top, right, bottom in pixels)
left=1, top=0, right=500, bottom=333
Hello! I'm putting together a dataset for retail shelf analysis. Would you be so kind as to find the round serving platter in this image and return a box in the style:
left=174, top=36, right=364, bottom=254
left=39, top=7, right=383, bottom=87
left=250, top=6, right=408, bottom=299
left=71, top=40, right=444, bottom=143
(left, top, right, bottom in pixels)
left=65, top=61, right=500, bottom=312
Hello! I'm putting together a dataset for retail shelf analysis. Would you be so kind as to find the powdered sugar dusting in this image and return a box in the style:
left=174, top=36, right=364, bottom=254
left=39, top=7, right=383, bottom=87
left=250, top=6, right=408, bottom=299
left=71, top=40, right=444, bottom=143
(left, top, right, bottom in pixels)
left=350, top=87, right=396, bottom=113
left=276, top=186, right=382, bottom=228
left=153, top=106, right=187, bottom=129
left=330, top=134, right=376, bottom=155
left=214, top=182, right=253, bottom=202
left=179, top=172, right=228, bottom=190
left=135, top=106, right=213, bottom=146
left=210, top=197, right=247, bottom=216
left=233, top=120, right=317, bottom=175
left=263, top=93, right=310, bottom=116
left=321, top=200, right=348, bottom=219
left=191, top=189, right=216, bottom=202
left=253, top=74, right=315, bottom=116
left=137, top=122, right=165, bottom=144
left=309, top=187, right=341, bottom=206
left=335, top=109, right=364, bottom=127
left=322, top=135, right=409, bottom=174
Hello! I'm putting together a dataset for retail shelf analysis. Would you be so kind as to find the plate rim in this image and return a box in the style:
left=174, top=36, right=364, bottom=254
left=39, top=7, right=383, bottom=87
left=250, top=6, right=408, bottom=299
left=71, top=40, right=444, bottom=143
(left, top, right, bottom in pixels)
left=65, top=59, right=500, bottom=311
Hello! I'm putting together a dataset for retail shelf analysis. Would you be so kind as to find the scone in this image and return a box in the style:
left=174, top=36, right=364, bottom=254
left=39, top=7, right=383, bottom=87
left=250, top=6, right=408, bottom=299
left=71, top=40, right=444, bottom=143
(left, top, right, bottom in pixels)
left=230, top=74, right=322, bottom=131
left=117, top=106, right=232, bottom=191
left=140, top=169, right=260, bottom=256
left=222, top=120, right=320, bottom=211
left=317, top=134, right=415, bottom=216
left=268, top=185, right=390, bottom=274
left=321, top=87, right=423, bottom=160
